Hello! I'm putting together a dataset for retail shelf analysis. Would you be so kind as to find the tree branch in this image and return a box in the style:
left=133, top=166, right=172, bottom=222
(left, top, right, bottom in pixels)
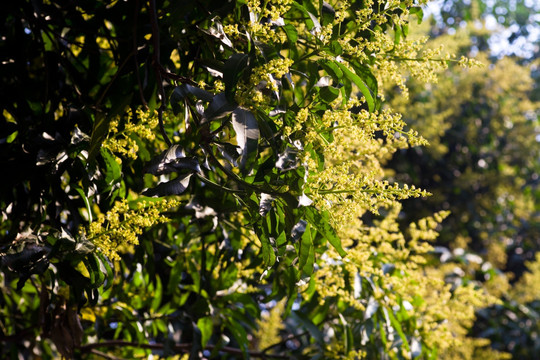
left=79, top=340, right=290, bottom=359
left=149, top=0, right=171, bottom=147
left=261, top=330, right=309, bottom=354
left=133, top=0, right=148, bottom=109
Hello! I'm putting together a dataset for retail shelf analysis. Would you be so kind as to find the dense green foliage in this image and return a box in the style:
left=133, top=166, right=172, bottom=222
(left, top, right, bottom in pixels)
left=0, top=0, right=537, bottom=359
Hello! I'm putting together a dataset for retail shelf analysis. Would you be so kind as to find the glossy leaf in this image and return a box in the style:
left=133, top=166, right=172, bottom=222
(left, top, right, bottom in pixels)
left=231, top=108, right=259, bottom=171
left=204, top=93, right=237, bottom=122
left=145, top=145, right=201, bottom=175
left=259, top=193, right=275, bottom=216
left=304, top=207, right=347, bottom=257
left=291, top=219, right=307, bottom=242
left=143, top=173, right=192, bottom=197
left=334, top=61, right=375, bottom=112
left=223, top=53, right=249, bottom=101
left=298, top=223, right=314, bottom=275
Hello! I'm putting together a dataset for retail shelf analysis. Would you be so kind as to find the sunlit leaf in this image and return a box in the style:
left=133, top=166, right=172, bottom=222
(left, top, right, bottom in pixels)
left=204, top=93, right=237, bottom=122
left=145, top=145, right=201, bottom=175
left=276, top=147, right=299, bottom=171
left=299, top=224, right=314, bottom=275
left=334, top=61, right=375, bottom=112
left=304, top=207, right=347, bottom=257
left=197, top=316, right=213, bottom=348
left=232, top=108, right=259, bottom=171
left=143, top=173, right=192, bottom=197
left=291, top=219, right=307, bottom=242
left=259, top=193, right=275, bottom=216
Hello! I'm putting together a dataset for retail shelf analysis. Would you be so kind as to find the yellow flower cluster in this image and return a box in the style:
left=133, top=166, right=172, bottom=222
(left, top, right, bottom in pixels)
left=306, top=203, right=497, bottom=358
left=103, top=107, right=159, bottom=162
left=226, top=0, right=294, bottom=44
left=458, top=55, right=484, bottom=68
left=300, top=101, right=428, bottom=229
left=325, top=342, right=367, bottom=360
left=235, top=58, right=294, bottom=110
left=253, top=299, right=286, bottom=351
left=83, top=198, right=179, bottom=261
left=511, top=253, right=540, bottom=303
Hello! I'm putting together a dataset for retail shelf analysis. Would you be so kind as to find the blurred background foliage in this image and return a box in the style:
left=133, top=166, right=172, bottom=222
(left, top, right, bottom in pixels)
left=386, top=0, right=540, bottom=357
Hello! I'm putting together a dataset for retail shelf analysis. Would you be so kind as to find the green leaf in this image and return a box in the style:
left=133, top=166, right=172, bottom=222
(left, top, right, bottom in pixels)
left=321, top=1, right=335, bottom=26
left=298, top=224, right=315, bottom=276
left=219, top=263, right=239, bottom=290
left=74, top=187, right=93, bottom=224
left=101, top=147, right=122, bottom=186
left=84, top=253, right=105, bottom=288
left=318, top=59, right=343, bottom=82
left=225, top=317, right=248, bottom=357
left=168, top=256, right=184, bottom=293
left=170, top=84, right=214, bottom=116
left=197, top=316, right=213, bottom=347
left=223, top=53, right=249, bottom=101
left=334, top=61, right=375, bottom=112
left=96, top=252, right=114, bottom=291
left=6, top=130, right=18, bottom=143
left=283, top=24, right=298, bottom=43
left=88, top=112, right=109, bottom=163
left=291, top=310, right=325, bottom=345
left=319, top=86, right=340, bottom=103
left=339, top=313, right=354, bottom=354
left=394, top=24, right=403, bottom=44
left=260, top=232, right=277, bottom=268
left=410, top=7, right=423, bottom=24
left=172, top=84, right=214, bottom=103
left=349, top=61, right=378, bottom=100
left=150, top=275, right=163, bottom=313
left=304, top=207, right=346, bottom=257
left=386, top=307, right=410, bottom=352
left=326, top=40, right=342, bottom=55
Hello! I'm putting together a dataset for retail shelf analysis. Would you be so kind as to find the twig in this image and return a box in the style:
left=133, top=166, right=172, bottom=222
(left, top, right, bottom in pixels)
left=96, top=50, right=137, bottom=108
left=0, top=328, right=34, bottom=342
left=79, top=340, right=290, bottom=359
left=201, top=143, right=286, bottom=197
left=261, top=330, right=309, bottom=354
left=133, top=0, right=148, bottom=109
left=149, top=0, right=172, bottom=146
left=157, top=65, right=194, bottom=84
left=90, top=349, right=126, bottom=360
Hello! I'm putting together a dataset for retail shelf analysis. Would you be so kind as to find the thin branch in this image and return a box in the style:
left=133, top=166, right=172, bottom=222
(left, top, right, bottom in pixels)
left=149, top=0, right=172, bottom=146
left=0, top=327, right=35, bottom=342
left=133, top=0, right=148, bottom=109
left=96, top=50, right=137, bottom=108
left=158, top=65, right=194, bottom=84
left=90, top=349, right=127, bottom=360
left=261, top=330, right=309, bottom=354
left=196, top=173, right=247, bottom=194
left=79, top=340, right=290, bottom=359
left=201, top=143, right=285, bottom=197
